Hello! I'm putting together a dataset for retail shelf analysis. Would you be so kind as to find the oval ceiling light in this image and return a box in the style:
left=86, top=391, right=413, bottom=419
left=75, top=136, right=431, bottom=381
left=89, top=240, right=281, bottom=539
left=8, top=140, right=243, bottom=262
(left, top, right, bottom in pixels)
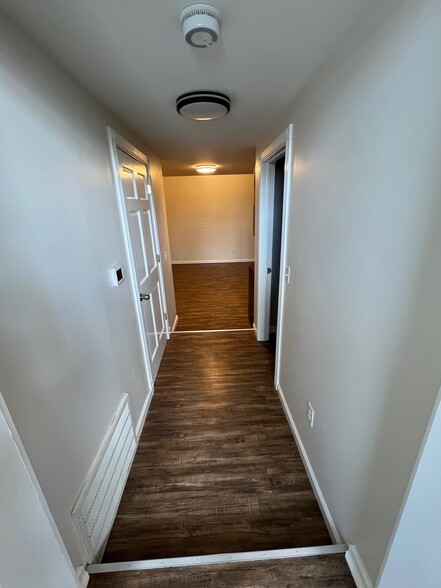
left=176, top=91, right=231, bottom=121
left=195, top=164, right=217, bottom=174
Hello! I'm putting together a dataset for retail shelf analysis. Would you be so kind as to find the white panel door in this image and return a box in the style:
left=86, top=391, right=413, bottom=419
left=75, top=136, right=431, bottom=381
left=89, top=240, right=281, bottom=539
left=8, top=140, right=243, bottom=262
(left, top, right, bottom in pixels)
left=116, top=148, right=167, bottom=381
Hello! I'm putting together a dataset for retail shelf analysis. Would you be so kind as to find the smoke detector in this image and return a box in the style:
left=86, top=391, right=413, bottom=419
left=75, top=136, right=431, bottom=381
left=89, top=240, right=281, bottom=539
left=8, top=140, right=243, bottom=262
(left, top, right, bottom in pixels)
left=180, top=3, right=220, bottom=48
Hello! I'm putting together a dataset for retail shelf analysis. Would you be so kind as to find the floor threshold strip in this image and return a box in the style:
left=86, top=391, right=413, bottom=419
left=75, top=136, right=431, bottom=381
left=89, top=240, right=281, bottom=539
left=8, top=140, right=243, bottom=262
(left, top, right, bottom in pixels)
left=174, top=328, right=255, bottom=334
left=87, top=544, right=348, bottom=574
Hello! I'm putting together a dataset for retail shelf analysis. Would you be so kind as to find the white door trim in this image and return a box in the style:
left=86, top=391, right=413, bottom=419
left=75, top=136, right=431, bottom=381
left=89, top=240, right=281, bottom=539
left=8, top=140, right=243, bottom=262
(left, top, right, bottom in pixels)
left=0, top=392, right=80, bottom=587
left=255, top=124, right=294, bottom=388
left=107, top=128, right=170, bottom=389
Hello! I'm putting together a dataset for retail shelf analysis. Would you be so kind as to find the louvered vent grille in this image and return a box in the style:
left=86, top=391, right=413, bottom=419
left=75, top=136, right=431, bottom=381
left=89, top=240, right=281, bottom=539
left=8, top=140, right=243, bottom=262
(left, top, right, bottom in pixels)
left=182, top=8, right=218, bottom=23
left=72, top=394, right=136, bottom=563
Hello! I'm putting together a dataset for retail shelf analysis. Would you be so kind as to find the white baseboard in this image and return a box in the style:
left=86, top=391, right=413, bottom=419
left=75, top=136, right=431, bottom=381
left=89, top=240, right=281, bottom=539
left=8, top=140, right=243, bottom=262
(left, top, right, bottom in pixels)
left=172, top=314, right=179, bottom=332
left=276, top=384, right=342, bottom=544
left=76, top=566, right=89, bottom=587
left=345, top=545, right=373, bottom=588
left=135, top=388, right=154, bottom=440
left=172, top=259, right=254, bottom=265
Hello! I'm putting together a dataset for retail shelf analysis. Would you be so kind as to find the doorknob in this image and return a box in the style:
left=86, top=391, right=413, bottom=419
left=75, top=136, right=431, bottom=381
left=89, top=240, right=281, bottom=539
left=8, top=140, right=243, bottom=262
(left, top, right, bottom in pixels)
left=139, top=293, right=150, bottom=301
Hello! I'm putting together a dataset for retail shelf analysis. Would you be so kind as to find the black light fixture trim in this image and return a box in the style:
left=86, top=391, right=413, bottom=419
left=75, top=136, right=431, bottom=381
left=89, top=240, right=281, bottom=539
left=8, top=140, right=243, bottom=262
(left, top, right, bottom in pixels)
left=176, top=90, right=231, bottom=119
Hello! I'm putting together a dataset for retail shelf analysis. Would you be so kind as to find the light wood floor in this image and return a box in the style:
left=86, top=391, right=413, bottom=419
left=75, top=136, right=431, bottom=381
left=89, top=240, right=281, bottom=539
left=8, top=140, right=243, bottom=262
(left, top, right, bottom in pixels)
left=89, top=554, right=355, bottom=587
left=102, top=332, right=331, bottom=563
left=172, top=262, right=251, bottom=330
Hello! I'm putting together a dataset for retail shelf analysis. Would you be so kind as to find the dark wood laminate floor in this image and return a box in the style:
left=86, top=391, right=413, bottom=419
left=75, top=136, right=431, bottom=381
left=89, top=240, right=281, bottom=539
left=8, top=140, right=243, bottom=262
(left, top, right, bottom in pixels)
left=172, top=263, right=251, bottom=330
left=89, top=554, right=355, bottom=587
left=103, top=332, right=331, bottom=563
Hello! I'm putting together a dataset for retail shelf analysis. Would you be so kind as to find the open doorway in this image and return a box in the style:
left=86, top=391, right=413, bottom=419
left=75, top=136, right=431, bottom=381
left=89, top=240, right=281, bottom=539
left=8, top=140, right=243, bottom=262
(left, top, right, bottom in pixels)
left=255, top=124, right=294, bottom=385
left=269, top=155, right=286, bottom=344
left=162, top=174, right=255, bottom=332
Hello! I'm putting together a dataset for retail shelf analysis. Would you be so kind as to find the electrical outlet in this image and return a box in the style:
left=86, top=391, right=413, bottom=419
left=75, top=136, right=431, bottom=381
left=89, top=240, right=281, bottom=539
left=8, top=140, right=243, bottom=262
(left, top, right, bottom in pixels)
left=232, top=249, right=236, bottom=255
left=285, top=266, right=291, bottom=284
left=307, top=402, right=315, bottom=428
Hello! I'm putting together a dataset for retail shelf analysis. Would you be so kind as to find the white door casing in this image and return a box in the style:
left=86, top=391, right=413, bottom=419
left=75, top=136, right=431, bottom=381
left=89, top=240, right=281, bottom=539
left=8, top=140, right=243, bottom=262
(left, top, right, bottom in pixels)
left=255, top=124, right=294, bottom=387
left=108, top=129, right=169, bottom=385
left=0, top=392, right=79, bottom=588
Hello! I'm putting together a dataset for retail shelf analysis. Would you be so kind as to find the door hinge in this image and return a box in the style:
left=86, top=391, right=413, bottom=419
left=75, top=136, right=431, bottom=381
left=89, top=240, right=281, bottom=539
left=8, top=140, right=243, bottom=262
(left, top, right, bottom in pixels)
left=164, top=312, right=168, bottom=321
left=156, top=253, right=161, bottom=263
left=267, top=267, right=272, bottom=274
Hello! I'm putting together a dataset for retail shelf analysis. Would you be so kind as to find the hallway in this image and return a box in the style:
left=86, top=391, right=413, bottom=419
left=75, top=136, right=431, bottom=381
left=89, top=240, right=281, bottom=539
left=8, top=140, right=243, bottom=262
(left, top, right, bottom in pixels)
left=102, top=331, right=331, bottom=562
left=90, top=263, right=355, bottom=585
left=3, top=1, right=438, bottom=585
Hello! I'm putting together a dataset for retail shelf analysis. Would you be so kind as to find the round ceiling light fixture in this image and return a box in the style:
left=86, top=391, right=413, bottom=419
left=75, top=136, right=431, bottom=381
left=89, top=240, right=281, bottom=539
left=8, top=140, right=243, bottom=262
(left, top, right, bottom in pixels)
left=176, top=90, right=231, bottom=121
left=180, top=3, right=220, bottom=48
left=195, top=164, right=217, bottom=174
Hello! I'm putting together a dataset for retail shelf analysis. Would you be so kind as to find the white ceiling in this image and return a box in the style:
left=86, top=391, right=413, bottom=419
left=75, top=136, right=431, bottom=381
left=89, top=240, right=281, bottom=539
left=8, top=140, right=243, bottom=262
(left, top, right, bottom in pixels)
left=0, top=0, right=375, bottom=175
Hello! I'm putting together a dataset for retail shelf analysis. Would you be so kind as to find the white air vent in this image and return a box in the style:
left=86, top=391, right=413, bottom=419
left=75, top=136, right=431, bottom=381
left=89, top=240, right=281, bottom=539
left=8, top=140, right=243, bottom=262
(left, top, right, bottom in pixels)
left=72, top=394, right=136, bottom=563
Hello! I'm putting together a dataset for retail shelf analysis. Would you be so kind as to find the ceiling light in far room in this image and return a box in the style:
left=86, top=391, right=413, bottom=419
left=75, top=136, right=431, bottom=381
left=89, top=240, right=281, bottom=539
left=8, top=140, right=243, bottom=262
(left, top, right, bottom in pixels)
left=195, top=164, right=217, bottom=174
left=176, top=91, right=231, bottom=121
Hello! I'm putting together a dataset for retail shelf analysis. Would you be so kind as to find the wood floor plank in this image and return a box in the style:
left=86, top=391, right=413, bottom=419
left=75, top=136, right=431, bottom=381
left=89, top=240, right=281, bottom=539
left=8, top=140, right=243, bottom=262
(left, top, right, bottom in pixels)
left=172, top=263, right=251, bottom=330
left=89, top=554, right=355, bottom=587
left=102, top=332, right=331, bottom=563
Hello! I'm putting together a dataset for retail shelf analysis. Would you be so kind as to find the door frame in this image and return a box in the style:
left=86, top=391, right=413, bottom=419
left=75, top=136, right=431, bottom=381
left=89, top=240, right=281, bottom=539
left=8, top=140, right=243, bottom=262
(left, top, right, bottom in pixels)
left=255, top=123, right=294, bottom=387
left=0, top=391, right=81, bottom=587
left=107, top=128, right=170, bottom=390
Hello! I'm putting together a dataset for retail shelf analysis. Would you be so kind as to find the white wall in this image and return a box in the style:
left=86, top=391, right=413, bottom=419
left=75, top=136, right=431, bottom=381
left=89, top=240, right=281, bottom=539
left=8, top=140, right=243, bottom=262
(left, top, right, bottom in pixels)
left=258, top=0, right=441, bottom=583
left=378, top=388, right=441, bottom=587
left=163, top=174, right=255, bottom=263
left=0, top=14, right=175, bottom=571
